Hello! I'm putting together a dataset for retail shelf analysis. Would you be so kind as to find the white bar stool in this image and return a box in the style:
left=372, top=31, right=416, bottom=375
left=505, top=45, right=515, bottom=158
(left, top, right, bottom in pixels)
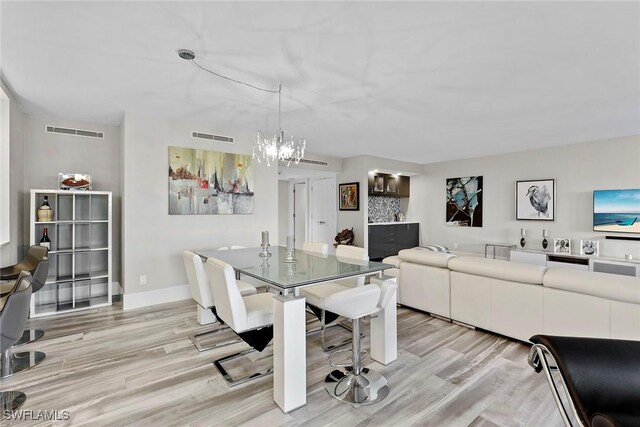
left=322, top=279, right=397, bottom=405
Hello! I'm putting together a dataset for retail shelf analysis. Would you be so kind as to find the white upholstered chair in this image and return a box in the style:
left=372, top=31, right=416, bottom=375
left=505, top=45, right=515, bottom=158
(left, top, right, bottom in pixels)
left=182, top=251, right=257, bottom=351
left=301, top=245, right=368, bottom=350
left=323, top=279, right=397, bottom=405
left=205, top=257, right=275, bottom=386
left=302, top=241, right=329, bottom=256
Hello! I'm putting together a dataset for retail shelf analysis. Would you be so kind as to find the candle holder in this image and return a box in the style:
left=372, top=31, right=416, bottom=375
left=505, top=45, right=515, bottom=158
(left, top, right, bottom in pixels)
left=542, top=229, right=549, bottom=250
left=259, top=243, right=271, bottom=257
left=520, top=228, right=527, bottom=248
left=285, top=262, right=296, bottom=276
left=284, top=248, right=296, bottom=263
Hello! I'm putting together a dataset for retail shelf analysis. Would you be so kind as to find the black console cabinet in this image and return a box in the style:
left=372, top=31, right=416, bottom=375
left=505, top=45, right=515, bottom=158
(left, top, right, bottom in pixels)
left=368, top=223, right=419, bottom=261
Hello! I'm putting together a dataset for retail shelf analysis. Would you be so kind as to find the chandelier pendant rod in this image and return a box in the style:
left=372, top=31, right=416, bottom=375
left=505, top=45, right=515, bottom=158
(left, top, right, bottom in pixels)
left=178, top=49, right=305, bottom=166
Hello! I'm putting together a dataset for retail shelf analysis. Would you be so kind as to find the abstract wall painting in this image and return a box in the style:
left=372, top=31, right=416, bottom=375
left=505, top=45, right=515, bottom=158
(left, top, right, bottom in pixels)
left=339, top=182, right=360, bottom=211
left=446, top=176, right=483, bottom=227
left=516, top=179, right=555, bottom=221
left=168, top=146, right=254, bottom=215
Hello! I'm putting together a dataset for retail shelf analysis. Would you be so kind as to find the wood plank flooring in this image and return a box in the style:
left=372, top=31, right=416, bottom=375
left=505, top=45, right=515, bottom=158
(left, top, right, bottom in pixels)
left=1, top=300, right=562, bottom=426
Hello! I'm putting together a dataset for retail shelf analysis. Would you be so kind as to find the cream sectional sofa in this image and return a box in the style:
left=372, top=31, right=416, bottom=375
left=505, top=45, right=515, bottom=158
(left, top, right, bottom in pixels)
left=395, top=248, right=640, bottom=343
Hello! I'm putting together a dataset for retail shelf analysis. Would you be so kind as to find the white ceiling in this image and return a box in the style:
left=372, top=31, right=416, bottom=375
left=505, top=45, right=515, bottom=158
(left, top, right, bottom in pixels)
left=2, top=1, right=639, bottom=164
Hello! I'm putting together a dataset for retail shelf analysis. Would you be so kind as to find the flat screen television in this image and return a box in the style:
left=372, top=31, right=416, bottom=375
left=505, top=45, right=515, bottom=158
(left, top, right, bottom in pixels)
left=593, top=189, right=640, bottom=234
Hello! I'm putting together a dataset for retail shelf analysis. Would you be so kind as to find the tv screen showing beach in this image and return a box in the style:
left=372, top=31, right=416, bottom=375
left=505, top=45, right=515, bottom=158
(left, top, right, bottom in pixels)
left=593, top=189, right=640, bottom=234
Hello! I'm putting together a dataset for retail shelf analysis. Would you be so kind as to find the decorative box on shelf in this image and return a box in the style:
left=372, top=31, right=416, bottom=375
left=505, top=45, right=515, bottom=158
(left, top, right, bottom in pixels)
left=30, top=189, right=112, bottom=318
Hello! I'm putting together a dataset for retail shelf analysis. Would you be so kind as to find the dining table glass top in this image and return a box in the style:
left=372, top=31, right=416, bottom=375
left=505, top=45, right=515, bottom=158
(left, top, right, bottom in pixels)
left=196, top=246, right=393, bottom=290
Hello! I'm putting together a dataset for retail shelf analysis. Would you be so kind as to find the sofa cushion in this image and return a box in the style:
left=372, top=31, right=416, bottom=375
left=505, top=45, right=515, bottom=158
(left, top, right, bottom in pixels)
left=398, top=248, right=455, bottom=268
left=382, top=255, right=401, bottom=268
left=543, top=268, right=640, bottom=304
left=448, top=256, right=547, bottom=284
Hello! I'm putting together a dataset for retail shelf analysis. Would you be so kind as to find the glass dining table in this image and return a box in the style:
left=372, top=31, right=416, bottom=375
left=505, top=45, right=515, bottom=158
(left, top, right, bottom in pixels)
left=196, top=246, right=397, bottom=413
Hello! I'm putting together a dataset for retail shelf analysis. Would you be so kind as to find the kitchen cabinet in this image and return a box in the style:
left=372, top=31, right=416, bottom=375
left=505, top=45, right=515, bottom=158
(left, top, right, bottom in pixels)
left=368, top=222, right=419, bottom=260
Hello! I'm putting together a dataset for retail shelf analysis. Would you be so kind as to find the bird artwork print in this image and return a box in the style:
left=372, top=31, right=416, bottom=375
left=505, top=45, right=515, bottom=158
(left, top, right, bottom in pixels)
left=526, top=185, right=551, bottom=218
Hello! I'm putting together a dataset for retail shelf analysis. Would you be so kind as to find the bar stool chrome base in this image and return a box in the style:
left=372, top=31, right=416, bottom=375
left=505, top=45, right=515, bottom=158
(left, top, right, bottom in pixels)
left=12, top=329, right=45, bottom=347
left=1, top=351, right=46, bottom=379
left=324, top=368, right=390, bottom=405
left=0, top=391, right=26, bottom=411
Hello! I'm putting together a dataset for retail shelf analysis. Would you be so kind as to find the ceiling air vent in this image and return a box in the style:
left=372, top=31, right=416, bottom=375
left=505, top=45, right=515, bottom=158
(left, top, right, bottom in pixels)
left=296, top=158, right=329, bottom=167
left=45, top=126, right=104, bottom=139
left=191, top=131, right=234, bottom=144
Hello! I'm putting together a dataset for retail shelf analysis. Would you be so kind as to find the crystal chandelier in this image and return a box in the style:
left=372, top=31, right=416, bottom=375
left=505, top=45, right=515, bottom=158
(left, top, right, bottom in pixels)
left=178, top=49, right=305, bottom=167
left=253, top=84, right=306, bottom=166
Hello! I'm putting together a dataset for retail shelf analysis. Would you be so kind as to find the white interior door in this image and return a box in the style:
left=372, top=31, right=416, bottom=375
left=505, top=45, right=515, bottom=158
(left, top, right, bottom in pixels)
left=293, top=182, right=307, bottom=249
left=309, top=177, right=337, bottom=246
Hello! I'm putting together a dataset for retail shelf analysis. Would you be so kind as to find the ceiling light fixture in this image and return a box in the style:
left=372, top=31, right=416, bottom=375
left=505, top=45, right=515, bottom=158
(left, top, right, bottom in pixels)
left=178, top=49, right=305, bottom=167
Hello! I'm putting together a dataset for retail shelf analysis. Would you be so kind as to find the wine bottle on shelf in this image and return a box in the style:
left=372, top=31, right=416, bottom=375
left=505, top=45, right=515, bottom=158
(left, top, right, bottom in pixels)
left=40, top=227, right=51, bottom=249
left=37, top=196, right=54, bottom=222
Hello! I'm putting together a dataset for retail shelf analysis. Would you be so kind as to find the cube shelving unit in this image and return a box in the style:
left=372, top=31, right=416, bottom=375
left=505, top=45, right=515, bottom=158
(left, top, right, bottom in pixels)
left=29, top=189, right=112, bottom=317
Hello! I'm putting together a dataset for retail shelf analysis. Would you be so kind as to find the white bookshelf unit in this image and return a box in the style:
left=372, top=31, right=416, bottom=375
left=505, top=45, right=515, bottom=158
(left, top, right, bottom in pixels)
left=30, top=189, right=112, bottom=318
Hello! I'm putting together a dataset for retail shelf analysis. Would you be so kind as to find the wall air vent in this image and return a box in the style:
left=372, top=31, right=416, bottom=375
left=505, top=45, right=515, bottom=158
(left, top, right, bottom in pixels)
left=191, top=131, right=234, bottom=144
left=45, top=126, right=104, bottom=139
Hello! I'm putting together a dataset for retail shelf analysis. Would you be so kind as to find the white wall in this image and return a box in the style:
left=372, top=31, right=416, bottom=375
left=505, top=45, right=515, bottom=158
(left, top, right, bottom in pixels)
left=337, top=156, right=368, bottom=247
left=121, top=112, right=278, bottom=305
left=21, top=114, right=122, bottom=283
left=278, top=180, right=290, bottom=245
left=0, top=81, right=24, bottom=265
left=410, top=135, right=640, bottom=259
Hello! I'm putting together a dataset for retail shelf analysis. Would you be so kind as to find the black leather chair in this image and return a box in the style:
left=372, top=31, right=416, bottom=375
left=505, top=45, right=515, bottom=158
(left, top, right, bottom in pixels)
left=0, top=272, right=33, bottom=411
left=0, top=245, right=48, bottom=281
left=528, top=335, right=640, bottom=427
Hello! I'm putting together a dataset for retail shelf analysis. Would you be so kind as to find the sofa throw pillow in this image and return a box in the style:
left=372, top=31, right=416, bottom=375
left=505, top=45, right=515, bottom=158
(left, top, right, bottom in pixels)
left=419, top=244, right=450, bottom=253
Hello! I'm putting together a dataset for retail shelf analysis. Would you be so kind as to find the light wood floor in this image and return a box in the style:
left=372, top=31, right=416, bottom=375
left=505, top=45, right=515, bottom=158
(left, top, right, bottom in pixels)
left=2, top=300, right=562, bottom=426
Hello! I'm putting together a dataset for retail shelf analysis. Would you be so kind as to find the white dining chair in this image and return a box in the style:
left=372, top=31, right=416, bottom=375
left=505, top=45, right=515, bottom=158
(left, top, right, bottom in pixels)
left=205, top=257, right=275, bottom=386
left=183, top=251, right=257, bottom=352
left=302, top=241, right=329, bottom=256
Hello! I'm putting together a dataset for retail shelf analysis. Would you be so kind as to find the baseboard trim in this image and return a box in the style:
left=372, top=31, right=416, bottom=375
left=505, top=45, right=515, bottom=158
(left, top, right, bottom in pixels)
left=123, top=284, right=191, bottom=310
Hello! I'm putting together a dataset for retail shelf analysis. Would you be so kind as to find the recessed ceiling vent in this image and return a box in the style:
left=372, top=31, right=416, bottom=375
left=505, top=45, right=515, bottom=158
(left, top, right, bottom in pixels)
left=291, top=158, right=329, bottom=167
left=191, top=131, right=234, bottom=144
left=45, top=125, right=104, bottom=139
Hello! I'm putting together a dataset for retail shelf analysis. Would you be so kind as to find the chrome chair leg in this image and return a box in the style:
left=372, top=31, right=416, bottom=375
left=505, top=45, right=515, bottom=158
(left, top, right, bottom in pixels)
left=0, top=391, right=26, bottom=411
left=528, top=344, right=583, bottom=427
left=189, top=325, right=242, bottom=352
left=1, top=349, right=46, bottom=379
left=306, top=309, right=361, bottom=351
left=213, top=348, right=273, bottom=387
left=12, top=329, right=45, bottom=348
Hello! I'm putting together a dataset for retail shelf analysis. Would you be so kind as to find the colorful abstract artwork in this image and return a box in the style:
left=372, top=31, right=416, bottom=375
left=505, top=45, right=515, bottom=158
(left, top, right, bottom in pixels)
left=339, top=182, right=359, bottom=211
left=168, top=146, right=254, bottom=215
left=446, top=176, right=483, bottom=227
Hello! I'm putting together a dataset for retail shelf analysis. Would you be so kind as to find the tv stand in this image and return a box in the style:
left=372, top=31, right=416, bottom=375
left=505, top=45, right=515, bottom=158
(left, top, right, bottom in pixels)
left=510, top=249, right=640, bottom=277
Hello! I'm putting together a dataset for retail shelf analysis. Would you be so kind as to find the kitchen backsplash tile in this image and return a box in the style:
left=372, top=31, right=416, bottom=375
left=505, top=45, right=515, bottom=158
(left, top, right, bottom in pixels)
left=368, top=196, right=400, bottom=223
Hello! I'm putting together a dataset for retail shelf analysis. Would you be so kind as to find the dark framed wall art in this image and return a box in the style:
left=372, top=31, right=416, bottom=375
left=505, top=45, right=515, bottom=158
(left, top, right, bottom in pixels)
left=339, top=182, right=359, bottom=211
